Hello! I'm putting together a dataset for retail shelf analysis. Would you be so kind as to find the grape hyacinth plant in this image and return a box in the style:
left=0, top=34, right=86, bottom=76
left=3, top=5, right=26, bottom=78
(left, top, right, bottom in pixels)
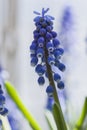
left=0, top=7, right=86, bottom=130
left=30, top=8, right=67, bottom=130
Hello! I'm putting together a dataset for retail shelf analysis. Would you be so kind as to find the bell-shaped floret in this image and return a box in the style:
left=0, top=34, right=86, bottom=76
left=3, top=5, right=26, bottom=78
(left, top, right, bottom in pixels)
left=53, top=39, right=60, bottom=48
left=53, top=73, right=61, bottom=82
left=38, top=37, right=45, bottom=47
left=46, top=42, right=54, bottom=52
left=30, top=56, right=38, bottom=66
left=46, top=26, right=53, bottom=32
left=40, top=28, right=46, bottom=36
left=51, top=31, right=57, bottom=38
left=35, top=64, right=45, bottom=76
left=57, top=81, right=65, bottom=89
left=36, top=48, right=44, bottom=58
left=38, top=76, right=45, bottom=85
left=46, top=32, right=53, bottom=40
left=58, top=62, right=66, bottom=72
left=46, top=85, right=54, bottom=97
left=0, top=108, right=8, bottom=116
left=47, top=55, right=55, bottom=65
left=30, top=42, right=37, bottom=53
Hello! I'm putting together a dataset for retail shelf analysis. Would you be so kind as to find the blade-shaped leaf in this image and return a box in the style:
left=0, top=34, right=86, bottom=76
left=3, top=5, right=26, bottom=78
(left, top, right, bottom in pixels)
left=74, top=97, right=87, bottom=130
left=0, top=116, right=11, bottom=130
left=4, top=81, right=42, bottom=130
left=52, top=102, right=67, bottom=130
left=45, top=110, right=57, bottom=130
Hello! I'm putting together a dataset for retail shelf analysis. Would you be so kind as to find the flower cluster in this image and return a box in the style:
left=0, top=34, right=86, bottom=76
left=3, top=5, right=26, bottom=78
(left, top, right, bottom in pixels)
left=30, top=8, right=65, bottom=96
left=7, top=95, right=22, bottom=130
left=0, top=66, right=8, bottom=128
left=61, top=6, right=73, bottom=32
left=0, top=84, right=8, bottom=128
left=59, top=6, right=74, bottom=53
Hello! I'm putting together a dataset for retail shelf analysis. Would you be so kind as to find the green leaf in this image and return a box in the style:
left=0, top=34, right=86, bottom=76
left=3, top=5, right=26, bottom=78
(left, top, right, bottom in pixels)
left=0, top=116, right=11, bottom=130
left=45, top=110, right=57, bottom=130
left=52, top=102, right=68, bottom=130
left=4, top=81, right=42, bottom=130
left=73, top=97, right=87, bottom=130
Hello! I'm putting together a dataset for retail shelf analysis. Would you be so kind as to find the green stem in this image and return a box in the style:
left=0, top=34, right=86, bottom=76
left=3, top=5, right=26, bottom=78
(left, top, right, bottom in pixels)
left=73, top=97, right=87, bottom=130
left=4, top=81, right=42, bottom=130
left=44, top=47, right=67, bottom=130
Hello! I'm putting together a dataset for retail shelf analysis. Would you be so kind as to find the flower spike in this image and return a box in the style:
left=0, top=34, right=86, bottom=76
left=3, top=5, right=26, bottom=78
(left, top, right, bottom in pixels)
left=30, top=8, right=66, bottom=94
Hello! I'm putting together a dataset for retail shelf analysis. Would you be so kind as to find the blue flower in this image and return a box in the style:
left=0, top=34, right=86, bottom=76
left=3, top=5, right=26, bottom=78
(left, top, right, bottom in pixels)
left=51, top=31, right=57, bottom=38
left=0, top=94, right=5, bottom=105
left=47, top=55, right=55, bottom=65
left=0, top=120, right=2, bottom=129
left=54, top=49, right=63, bottom=59
left=46, top=26, right=53, bottom=32
left=53, top=38, right=60, bottom=48
left=38, top=76, right=45, bottom=85
left=46, top=32, right=53, bottom=40
left=59, top=6, right=74, bottom=52
left=61, top=6, right=73, bottom=31
left=57, top=81, right=65, bottom=89
left=38, top=37, right=45, bottom=45
left=58, top=62, right=66, bottom=72
left=6, top=95, right=22, bottom=130
left=35, top=64, right=45, bottom=76
left=46, top=96, right=54, bottom=111
left=46, top=42, right=54, bottom=52
left=30, top=42, right=37, bottom=53
left=40, top=28, right=46, bottom=36
left=46, top=85, right=54, bottom=97
left=30, top=8, right=66, bottom=95
left=0, top=66, right=8, bottom=127
left=36, top=48, right=44, bottom=58
left=0, top=84, right=8, bottom=127
left=53, top=73, right=61, bottom=82
left=30, top=56, right=38, bottom=66
left=0, top=107, right=8, bottom=116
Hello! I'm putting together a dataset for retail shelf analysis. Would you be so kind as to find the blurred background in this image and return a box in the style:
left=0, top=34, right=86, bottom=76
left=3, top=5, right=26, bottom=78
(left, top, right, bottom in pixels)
left=0, top=0, right=87, bottom=130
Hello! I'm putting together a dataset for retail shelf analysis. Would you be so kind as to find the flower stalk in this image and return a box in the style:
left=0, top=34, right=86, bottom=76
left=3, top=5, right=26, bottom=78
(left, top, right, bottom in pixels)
left=44, top=46, right=58, bottom=103
left=44, top=46, right=67, bottom=130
